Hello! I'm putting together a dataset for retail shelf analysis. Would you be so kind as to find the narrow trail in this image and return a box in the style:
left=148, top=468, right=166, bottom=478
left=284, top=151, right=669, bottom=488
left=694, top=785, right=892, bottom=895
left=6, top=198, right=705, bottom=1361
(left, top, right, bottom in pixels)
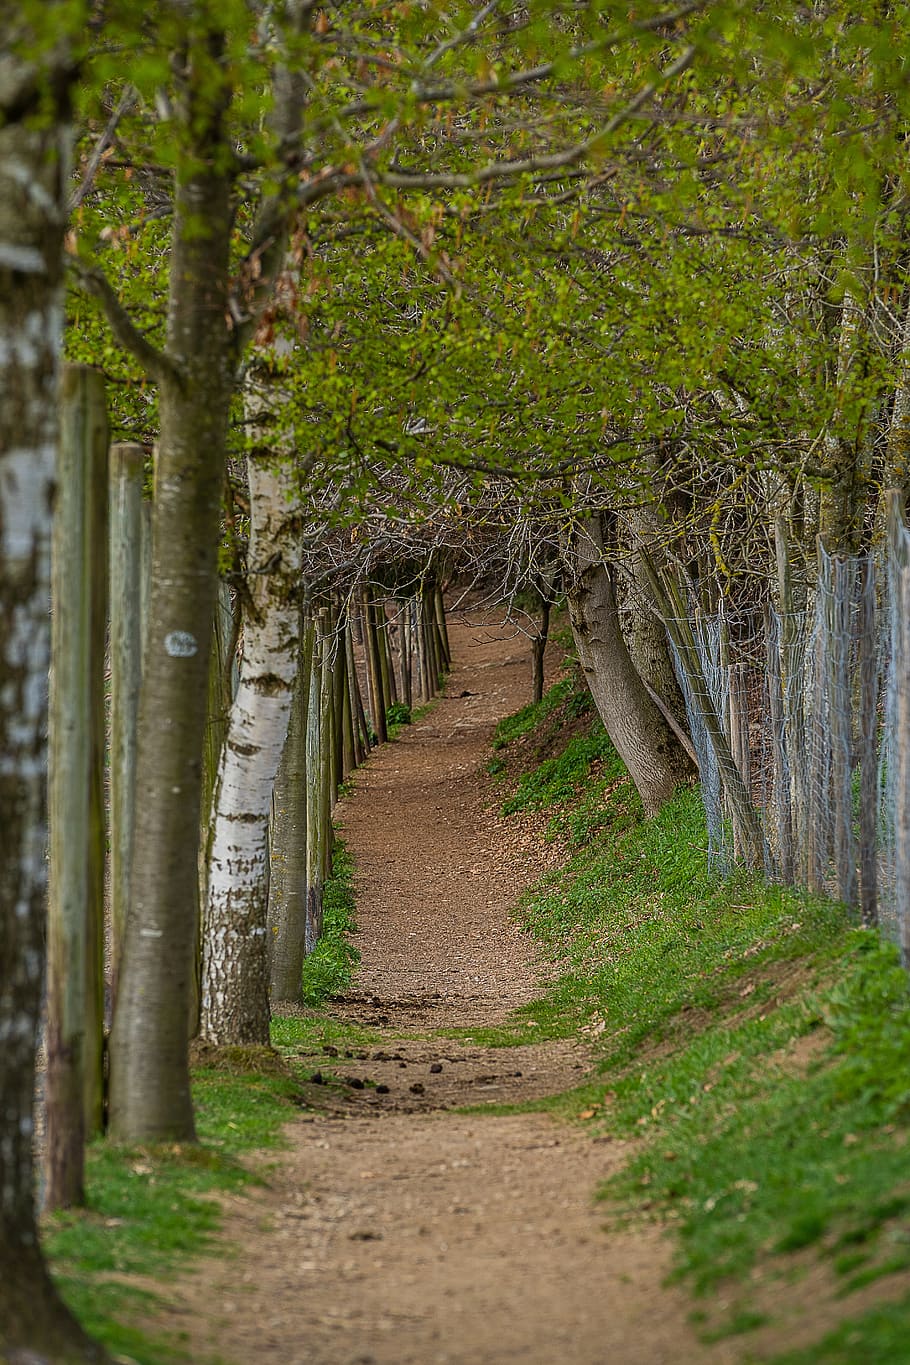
left=153, top=611, right=741, bottom=1365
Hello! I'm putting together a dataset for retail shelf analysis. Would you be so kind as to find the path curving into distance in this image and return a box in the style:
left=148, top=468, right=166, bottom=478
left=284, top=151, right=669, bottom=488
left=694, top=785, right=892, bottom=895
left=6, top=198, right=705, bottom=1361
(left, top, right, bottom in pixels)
left=144, top=608, right=740, bottom=1365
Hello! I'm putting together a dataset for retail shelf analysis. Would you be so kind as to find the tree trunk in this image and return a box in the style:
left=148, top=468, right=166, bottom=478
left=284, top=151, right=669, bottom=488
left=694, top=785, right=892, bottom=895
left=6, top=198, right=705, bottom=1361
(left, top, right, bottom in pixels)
left=305, top=618, right=325, bottom=953
left=531, top=586, right=552, bottom=705
left=193, top=579, right=240, bottom=1034
left=362, top=587, right=388, bottom=743
left=434, top=583, right=451, bottom=669
left=199, top=434, right=303, bottom=1046
left=819, top=288, right=872, bottom=554
left=0, top=40, right=109, bottom=1360
left=46, top=364, right=108, bottom=1211
left=617, top=513, right=690, bottom=737
left=345, top=616, right=367, bottom=764
left=318, top=621, right=336, bottom=890
left=109, top=154, right=236, bottom=1139
left=399, top=601, right=413, bottom=709
left=564, top=514, right=695, bottom=817
left=268, top=616, right=314, bottom=1003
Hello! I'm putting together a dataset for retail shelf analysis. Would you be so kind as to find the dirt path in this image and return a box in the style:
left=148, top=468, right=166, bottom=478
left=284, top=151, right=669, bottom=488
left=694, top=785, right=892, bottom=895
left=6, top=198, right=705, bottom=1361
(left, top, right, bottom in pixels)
left=153, top=611, right=742, bottom=1365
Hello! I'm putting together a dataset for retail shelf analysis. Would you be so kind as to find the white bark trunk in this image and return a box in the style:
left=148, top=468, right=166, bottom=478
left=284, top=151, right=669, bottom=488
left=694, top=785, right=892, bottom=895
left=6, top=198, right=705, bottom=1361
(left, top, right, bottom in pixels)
left=200, top=427, right=303, bottom=1045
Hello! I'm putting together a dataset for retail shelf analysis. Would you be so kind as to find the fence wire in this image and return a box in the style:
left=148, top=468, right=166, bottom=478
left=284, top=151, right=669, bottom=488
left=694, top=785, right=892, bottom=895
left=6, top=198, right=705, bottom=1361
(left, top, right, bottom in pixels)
left=667, top=523, right=910, bottom=961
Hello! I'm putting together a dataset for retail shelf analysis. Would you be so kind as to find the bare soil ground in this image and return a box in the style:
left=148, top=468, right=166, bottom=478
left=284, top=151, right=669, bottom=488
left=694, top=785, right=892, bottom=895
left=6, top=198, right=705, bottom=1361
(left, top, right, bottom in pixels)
left=139, top=612, right=768, bottom=1364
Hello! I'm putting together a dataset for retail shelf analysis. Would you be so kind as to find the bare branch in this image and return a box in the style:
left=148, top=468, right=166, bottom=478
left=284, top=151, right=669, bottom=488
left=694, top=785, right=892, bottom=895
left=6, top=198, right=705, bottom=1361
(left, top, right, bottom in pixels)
left=375, top=45, right=698, bottom=194
left=70, top=85, right=138, bottom=212
left=67, top=254, right=177, bottom=386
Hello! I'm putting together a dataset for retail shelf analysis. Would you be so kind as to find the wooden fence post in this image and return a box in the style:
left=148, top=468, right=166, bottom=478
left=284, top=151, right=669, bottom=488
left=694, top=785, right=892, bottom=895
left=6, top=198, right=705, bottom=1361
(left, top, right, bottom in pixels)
left=46, top=365, right=109, bottom=1209
left=857, top=558, right=879, bottom=927
left=829, top=556, right=857, bottom=909
left=109, top=442, right=144, bottom=1009
left=305, top=615, right=324, bottom=955
left=888, top=493, right=910, bottom=964
left=765, top=607, right=792, bottom=882
left=268, top=615, right=314, bottom=1000
left=399, top=600, right=413, bottom=709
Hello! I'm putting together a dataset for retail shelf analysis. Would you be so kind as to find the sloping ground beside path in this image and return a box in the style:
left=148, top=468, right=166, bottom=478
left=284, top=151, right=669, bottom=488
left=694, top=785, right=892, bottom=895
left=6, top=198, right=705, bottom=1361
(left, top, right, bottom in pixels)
left=144, top=610, right=741, bottom=1365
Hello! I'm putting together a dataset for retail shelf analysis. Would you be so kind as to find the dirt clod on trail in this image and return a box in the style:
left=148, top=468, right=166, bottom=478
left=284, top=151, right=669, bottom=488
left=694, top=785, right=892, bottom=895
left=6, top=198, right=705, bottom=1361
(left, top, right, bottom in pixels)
left=142, top=609, right=741, bottom=1365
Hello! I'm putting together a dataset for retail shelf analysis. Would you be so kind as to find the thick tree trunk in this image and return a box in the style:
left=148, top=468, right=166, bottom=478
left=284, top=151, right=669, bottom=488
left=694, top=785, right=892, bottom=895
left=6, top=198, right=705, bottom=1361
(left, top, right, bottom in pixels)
left=564, top=514, right=695, bottom=817
left=109, top=161, right=235, bottom=1140
left=200, top=440, right=303, bottom=1046
left=0, top=44, right=109, bottom=1361
left=616, top=511, right=690, bottom=737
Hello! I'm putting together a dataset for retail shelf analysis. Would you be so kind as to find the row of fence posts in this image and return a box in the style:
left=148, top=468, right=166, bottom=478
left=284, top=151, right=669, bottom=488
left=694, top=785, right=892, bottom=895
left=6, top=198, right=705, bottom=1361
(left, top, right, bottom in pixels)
left=43, top=364, right=451, bottom=1206
left=654, top=492, right=910, bottom=964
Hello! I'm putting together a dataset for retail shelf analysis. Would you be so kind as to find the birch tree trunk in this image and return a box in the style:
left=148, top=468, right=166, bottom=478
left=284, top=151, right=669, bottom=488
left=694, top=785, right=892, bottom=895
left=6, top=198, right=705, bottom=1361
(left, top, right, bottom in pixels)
left=0, top=25, right=109, bottom=1360
left=200, top=419, right=303, bottom=1046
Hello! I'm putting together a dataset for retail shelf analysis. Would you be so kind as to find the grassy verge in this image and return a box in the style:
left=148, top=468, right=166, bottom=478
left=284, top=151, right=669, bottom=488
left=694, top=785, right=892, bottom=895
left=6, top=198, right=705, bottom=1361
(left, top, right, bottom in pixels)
left=49, top=841, right=364, bottom=1364
left=269, top=837, right=393, bottom=1063
left=482, top=672, right=910, bottom=1359
left=48, top=1066, right=300, bottom=1364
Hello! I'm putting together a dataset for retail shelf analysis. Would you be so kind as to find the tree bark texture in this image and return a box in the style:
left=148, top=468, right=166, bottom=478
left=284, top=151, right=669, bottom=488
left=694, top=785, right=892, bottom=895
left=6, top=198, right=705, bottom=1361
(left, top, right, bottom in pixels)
left=46, top=364, right=108, bottom=1211
left=564, top=514, right=695, bottom=817
left=200, top=440, right=303, bottom=1046
left=617, top=511, right=690, bottom=736
left=0, top=37, right=109, bottom=1360
left=110, top=149, right=236, bottom=1139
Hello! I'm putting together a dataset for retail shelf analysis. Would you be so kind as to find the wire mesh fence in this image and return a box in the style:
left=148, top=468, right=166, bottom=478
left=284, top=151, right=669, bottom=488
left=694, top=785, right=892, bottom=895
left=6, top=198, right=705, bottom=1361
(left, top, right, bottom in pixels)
left=662, top=496, right=910, bottom=964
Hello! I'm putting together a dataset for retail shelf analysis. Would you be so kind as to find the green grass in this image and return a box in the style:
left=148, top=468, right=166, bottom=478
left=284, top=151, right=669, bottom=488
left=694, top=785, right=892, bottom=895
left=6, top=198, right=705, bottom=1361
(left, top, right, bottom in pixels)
left=47, top=838, right=363, bottom=1362
left=295, top=840, right=359, bottom=1007
left=491, top=673, right=591, bottom=750
left=480, top=674, right=910, bottom=1354
left=270, top=1012, right=386, bottom=1054
left=771, top=1295, right=910, bottom=1363
left=48, top=1067, right=300, bottom=1364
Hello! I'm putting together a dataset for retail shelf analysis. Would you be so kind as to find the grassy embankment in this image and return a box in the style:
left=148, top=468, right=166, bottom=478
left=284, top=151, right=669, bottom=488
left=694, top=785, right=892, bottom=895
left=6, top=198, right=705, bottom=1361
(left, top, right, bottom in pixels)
left=473, top=663, right=910, bottom=1362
